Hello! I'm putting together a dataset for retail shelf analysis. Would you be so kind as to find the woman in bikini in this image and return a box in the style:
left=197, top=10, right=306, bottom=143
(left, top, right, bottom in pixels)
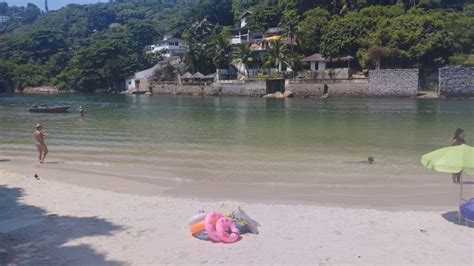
left=34, top=124, right=48, bottom=163
left=450, top=128, right=465, bottom=183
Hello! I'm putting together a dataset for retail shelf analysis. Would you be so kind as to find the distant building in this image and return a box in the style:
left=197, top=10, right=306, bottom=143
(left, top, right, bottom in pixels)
left=125, top=56, right=181, bottom=91
left=230, top=11, right=264, bottom=45
left=148, top=33, right=185, bottom=57
left=302, top=54, right=354, bottom=71
left=0, top=16, right=10, bottom=24
left=239, top=10, right=252, bottom=28
left=229, top=11, right=289, bottom=48
left=301, top=53, right=355, bottom=79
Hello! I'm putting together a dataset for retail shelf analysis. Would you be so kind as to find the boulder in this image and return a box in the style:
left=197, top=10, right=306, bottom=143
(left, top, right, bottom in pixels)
left=263, top=90, right=293, bottom=99
left=21, top=86, right=60, bottom=94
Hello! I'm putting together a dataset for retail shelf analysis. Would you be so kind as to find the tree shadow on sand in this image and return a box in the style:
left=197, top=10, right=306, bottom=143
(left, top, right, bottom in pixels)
left=0, top=185, right=125, bottom=265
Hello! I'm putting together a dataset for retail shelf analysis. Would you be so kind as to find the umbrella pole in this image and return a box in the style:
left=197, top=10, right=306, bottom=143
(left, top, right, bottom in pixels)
left=458, top=175, right=463, bottom=224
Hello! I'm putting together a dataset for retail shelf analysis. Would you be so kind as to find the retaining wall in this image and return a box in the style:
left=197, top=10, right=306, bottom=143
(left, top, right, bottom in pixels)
left=439, top=67, right=474, bottom=97
left=151, top=81, right=266, bottom=96
left=286, top=79, right=368, bottom=97
left=368, top=69, right=418, bottom=97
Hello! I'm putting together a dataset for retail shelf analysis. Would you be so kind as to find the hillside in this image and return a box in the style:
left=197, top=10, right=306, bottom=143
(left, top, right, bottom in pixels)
left=0, top=0, right=473, bottom=92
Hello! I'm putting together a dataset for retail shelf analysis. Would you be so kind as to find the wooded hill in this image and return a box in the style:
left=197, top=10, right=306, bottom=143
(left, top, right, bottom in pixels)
left=0, top=0, right=472, bottom=92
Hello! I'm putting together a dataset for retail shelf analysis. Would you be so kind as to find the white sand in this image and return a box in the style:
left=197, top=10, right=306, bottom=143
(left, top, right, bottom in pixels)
left=0, top=169, right=473, bottom=265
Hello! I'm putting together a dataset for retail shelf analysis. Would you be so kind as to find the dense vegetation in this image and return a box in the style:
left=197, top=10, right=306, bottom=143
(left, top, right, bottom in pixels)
left=0, top=0, right=473, bottom=92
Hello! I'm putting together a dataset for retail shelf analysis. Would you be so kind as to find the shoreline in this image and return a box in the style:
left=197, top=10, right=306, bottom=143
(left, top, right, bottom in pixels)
left=1, top=169, right=472, bottom=265
left=0, top=155, right=468, bottom=211
left=1, top=88, right=444, bottom=99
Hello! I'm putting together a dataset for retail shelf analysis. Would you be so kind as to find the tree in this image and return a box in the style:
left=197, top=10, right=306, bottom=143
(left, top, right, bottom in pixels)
left=297, top=7, right=331, bottom=54
left=13, top=63, right=48, bottom=89
left=192, top=0, right=234, bottom=26
left=57, top=28, right=150, bottom=91
left=246, top=4, right=282, bottom=31
left=262, top=39, right=290, bottom=71
left=279, top=8, right=299, bottom=52
left=285, top=51, right=303, bottom=78
left=320, top=13, right=375, bottom=58
left=0, top=59, right=16, bottom=92
left=23, top=3, right=41, bottom=24
left=1, top=30, right=68, bottom=64
left=211, top=28, right=233, bottom=69
left=232, top=43, right=255, bottom=76
left=182, top=18, right=216, bottom=74
left=127, top=19, right=158, bottom=46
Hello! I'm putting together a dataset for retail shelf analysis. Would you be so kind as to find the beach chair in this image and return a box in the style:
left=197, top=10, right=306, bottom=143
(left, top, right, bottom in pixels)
left=459, top=198, right=474, bottom=226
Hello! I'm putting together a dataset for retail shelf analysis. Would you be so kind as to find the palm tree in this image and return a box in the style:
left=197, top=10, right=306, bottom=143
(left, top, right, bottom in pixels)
left=279, top=9, right=299, bottom=52
left=262, top=40, right=289, bottom=72
left=184, top=18, right=214, bottom=44
left=232, top=44, right=254, bottom=77
left=183, top=44, right=204, bottom=73
left=285, top=52, right=303, bottom=79
left=212, top=32, right=232, bottom=69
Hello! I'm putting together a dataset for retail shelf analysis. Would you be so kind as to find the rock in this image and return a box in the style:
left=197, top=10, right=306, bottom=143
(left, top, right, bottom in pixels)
left=20, top=86, right=60, bottom=94
left=283, top=90, right=294, bottom=98
left=263, top=91, right=293, bottom=99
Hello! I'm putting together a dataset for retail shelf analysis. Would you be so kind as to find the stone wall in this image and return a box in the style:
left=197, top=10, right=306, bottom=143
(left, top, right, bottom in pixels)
left=302, top=68, right=351, bottom=80
left=286, top=79, right=368, bottom=97
left=152, top=84, right=213, bottom=96
left=151, top=81, right=266, bottom=96
left=368, top=69, right=418, bottom=97
left=439, top=67, right=474, bottom=97
left=213, top=81, right=266, bottom=96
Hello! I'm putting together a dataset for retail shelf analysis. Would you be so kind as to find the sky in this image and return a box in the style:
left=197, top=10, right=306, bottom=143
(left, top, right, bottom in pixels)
left=3, top=0, right=101, bottom=11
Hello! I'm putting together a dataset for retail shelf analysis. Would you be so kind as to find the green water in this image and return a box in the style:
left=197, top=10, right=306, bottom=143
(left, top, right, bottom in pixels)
left=1, top=94, right=473, bottom=185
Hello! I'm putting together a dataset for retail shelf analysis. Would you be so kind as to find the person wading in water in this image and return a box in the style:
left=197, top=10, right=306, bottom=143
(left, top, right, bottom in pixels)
left=450, top=128, right=465, bottom=183
left=33, top=124, right=48, bottom=163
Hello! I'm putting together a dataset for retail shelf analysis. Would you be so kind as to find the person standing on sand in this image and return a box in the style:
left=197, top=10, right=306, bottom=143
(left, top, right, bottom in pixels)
left=34, top=124, right=48, bottom=163
left=450, top=128, right=465, bottom=183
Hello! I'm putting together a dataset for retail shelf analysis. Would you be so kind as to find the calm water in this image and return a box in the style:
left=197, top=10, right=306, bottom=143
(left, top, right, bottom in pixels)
left=1, top=94, right=473, bottom=185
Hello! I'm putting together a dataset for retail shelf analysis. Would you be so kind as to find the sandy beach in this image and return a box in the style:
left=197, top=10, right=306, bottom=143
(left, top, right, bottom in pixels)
left=1, top=167, right=473, bottom=265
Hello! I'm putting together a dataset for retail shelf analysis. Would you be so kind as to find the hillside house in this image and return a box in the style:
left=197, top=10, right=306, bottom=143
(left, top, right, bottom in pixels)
left=301, top=53, right=354, bottom=79
left=148, top=33, right=185, bottom=57
left=0, top=16, right=10, bottom=23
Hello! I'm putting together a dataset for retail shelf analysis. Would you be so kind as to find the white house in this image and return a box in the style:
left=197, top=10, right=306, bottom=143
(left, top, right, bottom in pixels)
left=0, top=16, right=10, bottom=24
left=148, top=33, right=185, bottom=57
left=230, top=11, right=258, bottom=45
left=239, top=10, right=252, bottom=28
left=125, top=56, right=181, bottom=91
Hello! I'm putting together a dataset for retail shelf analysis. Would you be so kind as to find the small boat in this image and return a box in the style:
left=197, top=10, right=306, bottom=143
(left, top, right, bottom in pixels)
left=28, top=104, right=70, bottom=113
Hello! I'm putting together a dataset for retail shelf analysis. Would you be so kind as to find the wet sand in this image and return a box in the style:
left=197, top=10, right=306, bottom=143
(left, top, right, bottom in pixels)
left=0, top=154, right=470, bottom=211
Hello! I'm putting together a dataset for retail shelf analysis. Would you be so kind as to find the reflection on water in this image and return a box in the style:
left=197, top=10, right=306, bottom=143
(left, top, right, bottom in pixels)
left=1, top=94, right=473, bottom=184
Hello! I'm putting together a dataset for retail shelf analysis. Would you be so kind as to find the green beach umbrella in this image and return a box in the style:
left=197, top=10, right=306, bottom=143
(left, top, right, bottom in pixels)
left=421, top=144, right=474, bottom=175
left=421, top=144, right=474, bottom=223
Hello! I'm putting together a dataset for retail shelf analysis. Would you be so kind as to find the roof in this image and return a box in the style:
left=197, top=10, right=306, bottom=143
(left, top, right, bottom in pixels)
left=302, top=53, right=354, bottom=62
left=134, top=63, right=161, bottom=79
left=192, top=72, right=205, bottom=78
left=239, top=11, right=253, bottom=19
left=181, top=72, right=193, bottom=79
left=265, top=35, right=282, bottom=41
left=156, top=38, right=184, bottom=44
left=266, top=27, right=284, bottom=34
